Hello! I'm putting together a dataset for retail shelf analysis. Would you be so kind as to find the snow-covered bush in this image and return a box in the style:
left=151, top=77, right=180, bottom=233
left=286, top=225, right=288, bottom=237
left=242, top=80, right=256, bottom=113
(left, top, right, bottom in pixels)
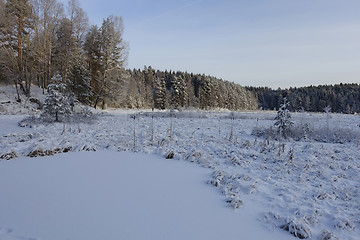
left=226, top=196, right=243, bottom=209
left=318, top=230, right=339, bottom=240
left=280, top=217, right=312, bottom=239
left=41, top=74, right=72, bottom=122
left=274, top=98, right=293, bottom=139
left=208, top=170, right=227, bottom=187
left=264, top=213, right=312, bottom=239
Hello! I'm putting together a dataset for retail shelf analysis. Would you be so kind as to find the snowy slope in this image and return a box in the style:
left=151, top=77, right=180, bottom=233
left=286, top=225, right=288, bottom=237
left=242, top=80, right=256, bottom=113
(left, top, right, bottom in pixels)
left=0, top=151, right=291, bottom=240
left=0, top=85, right=45, bottom=115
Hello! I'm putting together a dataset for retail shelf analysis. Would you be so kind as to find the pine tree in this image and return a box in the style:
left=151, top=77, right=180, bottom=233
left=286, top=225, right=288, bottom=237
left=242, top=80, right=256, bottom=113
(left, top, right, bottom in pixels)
left=68, top=64, right=92, bottom=105
left=86, top=16, right=128, bottom=108
left=274, top=97, right=293, bottom=139
left=42, top=74, right=72, bottom=122
left=84, top=25, right=102, bottom=94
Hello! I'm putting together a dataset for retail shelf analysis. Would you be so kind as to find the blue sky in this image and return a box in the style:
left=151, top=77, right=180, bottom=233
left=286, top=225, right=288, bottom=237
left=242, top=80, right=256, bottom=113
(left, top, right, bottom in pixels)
left=61, top=0, right=360, bottom=88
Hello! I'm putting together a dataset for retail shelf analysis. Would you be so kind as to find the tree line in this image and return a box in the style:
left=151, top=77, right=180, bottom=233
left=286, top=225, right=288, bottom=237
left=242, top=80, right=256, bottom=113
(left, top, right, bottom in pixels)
left=247, top=83, right=360, bottom=114
left=0, top=0, right=257, bottom=111
left=115, top=67, right=258, bottom=110
left=0, top=0, right=127, bottom=109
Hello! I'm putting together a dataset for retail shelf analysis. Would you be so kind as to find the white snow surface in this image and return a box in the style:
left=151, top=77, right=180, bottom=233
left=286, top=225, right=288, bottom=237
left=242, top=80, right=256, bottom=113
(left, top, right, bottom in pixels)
left=0, top=86, right=360, bottom=239
left=0, top=151, right=291, bottom=240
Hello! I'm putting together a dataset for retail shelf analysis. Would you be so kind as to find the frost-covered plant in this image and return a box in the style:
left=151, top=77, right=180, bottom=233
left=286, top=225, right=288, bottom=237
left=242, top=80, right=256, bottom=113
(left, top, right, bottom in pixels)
left=229, top=111, right=235, bottom=141
left=41, top=74, right=72, bottom=122
left=319, top=230, right=339, bottom=240
left=274, top=98, right=293, bottom=139
left=280, top=217, right=312, bottom=239
left=324, top=106, right=332, bottom=133
left=226, top=196, right=243, bottom=209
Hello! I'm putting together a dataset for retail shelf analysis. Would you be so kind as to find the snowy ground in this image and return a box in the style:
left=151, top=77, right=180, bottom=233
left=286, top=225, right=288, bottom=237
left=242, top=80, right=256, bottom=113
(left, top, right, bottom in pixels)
left=0, top=86, right=360, bottom=239
left=0, top=151, right=291, bottom=240
left=0, top=86, right=45, bottom=115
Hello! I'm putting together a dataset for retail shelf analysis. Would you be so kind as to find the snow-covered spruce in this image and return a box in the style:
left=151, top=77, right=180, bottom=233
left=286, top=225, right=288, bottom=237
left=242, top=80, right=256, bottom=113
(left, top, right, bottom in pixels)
left=41, top=74, right=72, bottom=122
left=274, top=97, right=293, bottom=139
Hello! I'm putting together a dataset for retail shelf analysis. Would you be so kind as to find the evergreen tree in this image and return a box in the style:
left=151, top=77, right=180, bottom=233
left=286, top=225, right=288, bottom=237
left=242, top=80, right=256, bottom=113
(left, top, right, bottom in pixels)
left=100, top=16, right=127, bottom=69
left=53, top=18, right=73, bottom=77
left=86, top=16, right=128, bottom=108
left=171, top=75, right=187, bottom=109
left=84, top=25, right=102, bottom=91
left=200, top=76, right=213, bottom=109
left=67, top=64, right=92, bottom=105
left=42, top=74, right=72, bottom=122
left=143, top=66, right=155, bottom=108
left=274, top=97, right=293, bottom=139
left=154, top=76, right=166, bottom=109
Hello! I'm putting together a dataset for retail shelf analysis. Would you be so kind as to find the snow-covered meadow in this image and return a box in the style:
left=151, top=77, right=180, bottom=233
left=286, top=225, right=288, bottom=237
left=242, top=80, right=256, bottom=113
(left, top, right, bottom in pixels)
left=0, top=150, right=293, bottom=240
left=1, top=88, right=360, bottom=239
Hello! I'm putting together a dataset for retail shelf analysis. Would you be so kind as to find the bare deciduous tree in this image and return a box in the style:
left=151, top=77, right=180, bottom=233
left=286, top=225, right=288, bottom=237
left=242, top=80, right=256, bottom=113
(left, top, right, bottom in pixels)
left=0, top=0, right=34, bottom=99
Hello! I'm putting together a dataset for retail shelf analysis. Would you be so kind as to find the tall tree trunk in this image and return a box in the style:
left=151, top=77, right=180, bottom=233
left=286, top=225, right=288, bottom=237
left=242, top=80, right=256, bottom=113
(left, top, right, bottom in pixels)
left=93, top=76, right=106, bottom=109
left=13, top=79, right=21, bottom=102
left=18, top=16, right=22, bottom=76
left=47, top=45, right=52, bottom=86
left=16, top=15, right=27, bottom=97
left=43, top=71, right=46, bottom=94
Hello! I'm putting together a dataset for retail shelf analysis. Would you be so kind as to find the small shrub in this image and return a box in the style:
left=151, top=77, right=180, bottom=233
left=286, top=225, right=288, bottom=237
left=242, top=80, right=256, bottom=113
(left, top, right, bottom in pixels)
left=318, top=230, right=339, bottom=240
left=334, top=218, right=355, bottom=231
left=28, top=148, right=57, bottom=157
left=226, top=196, right=243, bottom=209
left=165, top=151, right=174, bottom=159
left=209, top=170, right=226, bottom=187
left=280, top=217, right=311, bottom=239
left=0, top=151, right=18, bottom=160
left=274, top=98, right=293, bottom=139
left=185, top=151, right=202, bottom=162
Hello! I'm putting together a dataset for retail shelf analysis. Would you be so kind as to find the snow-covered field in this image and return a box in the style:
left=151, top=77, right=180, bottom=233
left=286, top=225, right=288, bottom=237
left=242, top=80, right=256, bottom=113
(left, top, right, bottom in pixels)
left=0, top=151, right=291, bottom=240
left=1, top=86, right=360, bottom=239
